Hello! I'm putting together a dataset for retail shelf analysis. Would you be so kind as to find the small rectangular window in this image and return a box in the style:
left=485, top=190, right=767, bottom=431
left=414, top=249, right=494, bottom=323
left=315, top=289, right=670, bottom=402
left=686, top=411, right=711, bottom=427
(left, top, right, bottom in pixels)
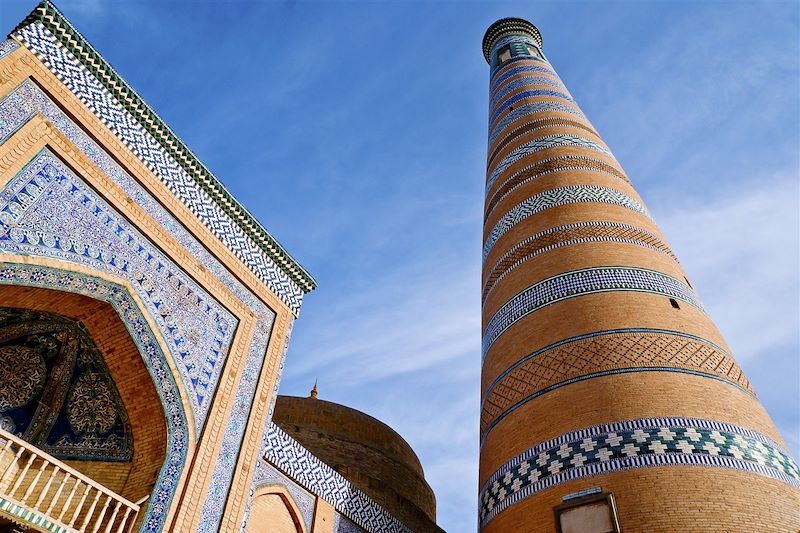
left=555, top=492, right=620, bottom=533
left=498, top=46, right=511, bottom=64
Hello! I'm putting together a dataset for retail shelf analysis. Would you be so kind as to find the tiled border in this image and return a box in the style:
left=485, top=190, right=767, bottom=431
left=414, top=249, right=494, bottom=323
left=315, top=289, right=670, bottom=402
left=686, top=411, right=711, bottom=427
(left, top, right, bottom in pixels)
left=0, top=262, right=188, bottom=533
left=482, top=267, right=703, bottom=358
left=478, top=417, right=800, bottom=528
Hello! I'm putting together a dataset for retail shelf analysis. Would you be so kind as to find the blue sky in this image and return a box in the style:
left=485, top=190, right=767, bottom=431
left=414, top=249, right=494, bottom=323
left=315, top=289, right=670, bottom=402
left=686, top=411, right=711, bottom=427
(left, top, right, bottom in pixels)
left=2, top=1, right=798, bottom=532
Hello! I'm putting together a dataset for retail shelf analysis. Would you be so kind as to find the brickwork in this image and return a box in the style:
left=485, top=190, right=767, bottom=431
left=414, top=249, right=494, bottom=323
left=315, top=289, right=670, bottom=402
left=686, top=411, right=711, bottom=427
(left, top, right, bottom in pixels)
left=479, top=17, right=800, bottom=531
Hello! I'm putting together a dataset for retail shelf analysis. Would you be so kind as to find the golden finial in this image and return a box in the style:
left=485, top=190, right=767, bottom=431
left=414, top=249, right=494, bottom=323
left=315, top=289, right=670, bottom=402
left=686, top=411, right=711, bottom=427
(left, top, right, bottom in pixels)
left=309, top=379, right=318, bottom=399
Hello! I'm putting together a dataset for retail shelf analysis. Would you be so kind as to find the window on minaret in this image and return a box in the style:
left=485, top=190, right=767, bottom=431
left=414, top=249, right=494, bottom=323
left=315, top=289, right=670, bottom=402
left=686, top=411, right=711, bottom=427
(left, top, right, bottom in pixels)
left=526, top=44, right=543, bottom=59
left=498, top=46, right=511, bottom=64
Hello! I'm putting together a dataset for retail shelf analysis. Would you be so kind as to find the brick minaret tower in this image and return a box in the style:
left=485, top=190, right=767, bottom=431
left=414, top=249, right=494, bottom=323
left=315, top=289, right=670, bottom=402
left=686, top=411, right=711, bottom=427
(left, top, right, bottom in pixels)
left=479, top=17, right=799, bottom=532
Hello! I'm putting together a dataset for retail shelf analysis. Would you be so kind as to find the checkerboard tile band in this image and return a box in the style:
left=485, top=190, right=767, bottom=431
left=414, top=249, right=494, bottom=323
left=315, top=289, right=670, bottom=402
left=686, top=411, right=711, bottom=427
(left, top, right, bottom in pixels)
left=482, top=267, right=703, bottom=358
left=478, top=417, right=800, bottom=528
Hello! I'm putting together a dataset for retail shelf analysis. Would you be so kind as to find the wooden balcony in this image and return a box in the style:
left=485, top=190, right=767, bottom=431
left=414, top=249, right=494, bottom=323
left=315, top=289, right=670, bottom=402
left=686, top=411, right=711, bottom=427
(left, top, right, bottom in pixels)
left=0, top=427, right=142, bottom=533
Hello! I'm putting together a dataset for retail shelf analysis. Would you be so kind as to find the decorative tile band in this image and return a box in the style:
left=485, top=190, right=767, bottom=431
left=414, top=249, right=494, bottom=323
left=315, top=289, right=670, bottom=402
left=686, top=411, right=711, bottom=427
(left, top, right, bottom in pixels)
left=241, top=464, right=315, bottom=533
left=482, top=222, right=676, bottom=302
left=487, top=134, right=614, bottom=193
left=489, top=89, right=574, bottom=125
left=490, top=34, right=542, bottom=60
left=490, top=76, right=569, bottom=109
left=482, top=267, right=703, bottom=358
left=0, top=496, right=70, bottom=533
left=480, top=329, right=752, bottom=440
left=478, top=417, right=800, bottom=528
left=0, top=39, right=19, bottom=60
left=0, top=150, right=236, bottom=430
left=11, top=3, right=316, bottom=296
left=484, top=155, right=629, bottom=219
left=0, top=263, right=188, bottom=533
left=263, top=423, right=412, bottom=533
left=13, top=21, right=309, bottom=313
left=335, top=513, right=368, bottom=533
left=489, top=101, right=587, bottom=146
left=483, top=186, right=650, bottom=260
left=488, top=117, right=598, bottom=168
left=490, top=64, right=559, bottom=93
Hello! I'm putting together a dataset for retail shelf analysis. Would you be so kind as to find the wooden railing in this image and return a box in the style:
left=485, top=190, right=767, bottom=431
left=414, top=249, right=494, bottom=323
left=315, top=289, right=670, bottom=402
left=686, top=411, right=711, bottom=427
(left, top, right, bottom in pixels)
left=0, top=427, right=141, bottom=533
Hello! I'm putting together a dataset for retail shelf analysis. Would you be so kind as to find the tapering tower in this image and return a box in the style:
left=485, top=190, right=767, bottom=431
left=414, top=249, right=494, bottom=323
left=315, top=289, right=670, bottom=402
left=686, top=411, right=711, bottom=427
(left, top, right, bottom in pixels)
left=479, top=18, right=799, bottom=532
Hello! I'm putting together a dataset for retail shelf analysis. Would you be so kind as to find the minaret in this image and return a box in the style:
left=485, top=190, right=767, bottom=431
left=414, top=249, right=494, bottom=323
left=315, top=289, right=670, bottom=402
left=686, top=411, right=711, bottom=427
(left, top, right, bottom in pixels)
left=479, top=18, right=799, bottom=532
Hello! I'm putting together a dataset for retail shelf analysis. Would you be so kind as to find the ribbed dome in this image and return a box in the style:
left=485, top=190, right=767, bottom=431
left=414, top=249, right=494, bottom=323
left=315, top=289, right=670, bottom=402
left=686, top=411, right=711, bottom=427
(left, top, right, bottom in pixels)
left=272, top=395, right=444, bottom=533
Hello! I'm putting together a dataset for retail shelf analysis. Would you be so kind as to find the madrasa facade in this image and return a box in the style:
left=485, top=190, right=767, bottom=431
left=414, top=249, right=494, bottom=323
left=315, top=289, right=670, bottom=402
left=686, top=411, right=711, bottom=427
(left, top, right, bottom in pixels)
left=0, top=3, right=797, bottom=533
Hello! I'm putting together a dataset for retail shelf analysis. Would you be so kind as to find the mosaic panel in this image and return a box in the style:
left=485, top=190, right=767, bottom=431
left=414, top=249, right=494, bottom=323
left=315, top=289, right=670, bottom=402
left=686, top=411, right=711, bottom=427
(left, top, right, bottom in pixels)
left=0, top=150, right=236, bottom=431
left=487, top=134, right=615, bottom=193
left=0, top=39, right=19, bottom=61
left=0, top=80, right=286, bottom=526
left=263, top=423, right=412, bottom=533
left=0, top=307, right=132, bottom=461
left=482, top=267, right=703, bottom=358
left=480, top=329, right=752, bottom=440
left=13, top=21, right=308, bottom=313
left=489, top=101, right=587, bottom=146
left=488, top=118, right=599, bottom=167
left=490, top=76, right=569, bottom=109
left=482, top=221, right=676, bottom=302
left=484, top=155, right=629, bottom=218
left=334, top=513, right=368, bottom=533
left=0, top=263, right=188, bottom=533
left=241, top=463, right=315, bottom=533
left=478, top=417, right=800, bottom=528
left=489, top=89, right=574, bottom=125
left=482, top=186, right=650, bottom=260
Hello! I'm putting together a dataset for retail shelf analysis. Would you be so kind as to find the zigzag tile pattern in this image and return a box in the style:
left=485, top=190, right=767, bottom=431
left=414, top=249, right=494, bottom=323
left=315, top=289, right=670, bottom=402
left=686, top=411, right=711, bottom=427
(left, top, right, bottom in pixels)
left=480, top=329, right=752, bottom=439
left=490, top=64, right=559, bottom=92
left=483, top=186, right=650, bottom=260
left=264, top=423, right=412, bottom=533
left=482, top=267, right=703, bottom=358
left=488, top=101, right=586, bottom=146
left=484, top=155, right=628, bottom=218
left=482, top=221, right=676, bottom=301
left=489, top=90, right=574, bottom=124
left=13, top=22, right=308, bottom=314
left=478, top=417, right=800, bottom=527
left=490, top=76, right=569, bottom=109
left=487, top=135, right=614, bottom=193
left=488, top=118, right=598, bottom=167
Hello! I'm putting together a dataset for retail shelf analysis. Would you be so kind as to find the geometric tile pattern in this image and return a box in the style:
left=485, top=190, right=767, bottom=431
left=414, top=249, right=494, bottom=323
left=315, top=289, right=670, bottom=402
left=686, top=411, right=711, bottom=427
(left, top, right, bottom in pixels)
left=478, top=417, right=800, bottom=528
left=489, top=90, right=574, bottom=125
left=0, top=263, right=188, bottom=533
left=241, top=464, right=315, bottom=533
left=489, top=34, right=542, bottom=61
left=0, top=151, right=236, bottom=431
left=12, top=19, right=311, bottom=314
left=484, top=154, right=629, bottom=218
left=0, top=496, right=71, bottom=533
left=488, top=101, right=587, bottom=146
left=263, top=423, right=412, bottom=533
left=487, top=135, right=615, bottom=193
left=0, top=82, right=281, bottom=529
left=488, top=117, right=598, bottom=167
left=334, top=513, right=368, bottom=533
left=482, top=222, right=677, bottom=302
left=480, top=329, right=753, bottom=440
left=482, top=186, right=651, bottom=260
left=490, top=76, right=569, bottom=109
left=482, top=267, right=703, bottom=358
left=0, top=39, right=19, bottom=61
left=490, top=64, right=559, bottom=94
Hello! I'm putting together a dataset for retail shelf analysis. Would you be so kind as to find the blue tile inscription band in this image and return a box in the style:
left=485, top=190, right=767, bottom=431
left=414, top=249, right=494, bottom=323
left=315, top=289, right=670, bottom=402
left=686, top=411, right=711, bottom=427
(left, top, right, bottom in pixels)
left=478, top=417, right=800, bottom=528
left=482, top=267, right=704, bottom=358
left=482, top=186, right=651, bottom=260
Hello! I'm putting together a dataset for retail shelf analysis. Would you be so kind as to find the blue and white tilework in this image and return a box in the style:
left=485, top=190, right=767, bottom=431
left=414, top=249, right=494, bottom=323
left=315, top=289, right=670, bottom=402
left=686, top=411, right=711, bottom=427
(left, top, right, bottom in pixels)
left=489, top=90, right=574, bottom=125
left=240, top=464, right=315, bottom=533
left=0, top=262, right=188, bottom=533
left=491, top=64, right=558, bottom=92
left=478, top=417, right=800, bottom=528
left=482, top=267, right=703, bottom=358
left=12, top=21, right=306, bottom=314
left=0, top=80, right=282, bottom=528
left=488, top=101, right=587, bottom=146
left=334, top=513, right=367, bottom=533
left=482, top=186, right=651, bottom=260
left=490, top=76, right=570, bottom=109
left=0, top=150, right=236, bottom=431
left=0, top=39, right=19, bottom=61
left=487, top=135, right=615, bottom=192
left=261, top=423, right=412, bottom=533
